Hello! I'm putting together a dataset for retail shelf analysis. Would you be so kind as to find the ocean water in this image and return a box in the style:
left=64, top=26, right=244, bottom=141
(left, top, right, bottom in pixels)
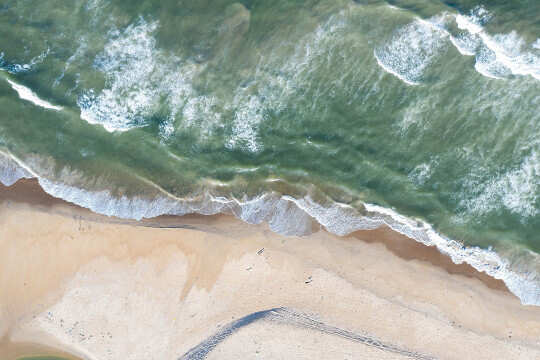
left=0, top=0, right=539, bottom=304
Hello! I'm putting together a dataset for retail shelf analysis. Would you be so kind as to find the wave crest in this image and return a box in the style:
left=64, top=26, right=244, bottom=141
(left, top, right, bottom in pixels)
left=376, top=6, right=540, bottom=84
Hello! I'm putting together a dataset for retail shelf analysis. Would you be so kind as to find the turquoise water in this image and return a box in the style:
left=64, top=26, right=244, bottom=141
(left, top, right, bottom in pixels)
left=0, top=0, right=539, bottom=303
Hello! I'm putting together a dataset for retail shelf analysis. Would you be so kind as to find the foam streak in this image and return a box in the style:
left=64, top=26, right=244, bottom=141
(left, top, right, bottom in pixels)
left=6, top=79, right=63, bottom=111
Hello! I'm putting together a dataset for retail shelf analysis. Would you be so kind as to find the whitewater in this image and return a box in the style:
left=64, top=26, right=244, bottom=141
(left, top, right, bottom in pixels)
left=1, top=0, right=539, bottom=308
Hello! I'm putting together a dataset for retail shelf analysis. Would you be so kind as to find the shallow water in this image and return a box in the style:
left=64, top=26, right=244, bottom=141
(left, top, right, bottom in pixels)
left=0, top=338, right=81, bottom=360
left=0, top=0, right=539, bottom=304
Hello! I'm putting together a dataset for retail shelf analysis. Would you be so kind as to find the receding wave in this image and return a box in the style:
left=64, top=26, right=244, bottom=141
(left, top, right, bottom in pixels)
left=2, top=151, right=539, bottom=306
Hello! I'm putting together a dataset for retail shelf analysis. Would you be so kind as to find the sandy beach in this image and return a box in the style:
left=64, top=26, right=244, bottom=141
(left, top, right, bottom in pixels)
left=1, top=179, right=540, bottom=360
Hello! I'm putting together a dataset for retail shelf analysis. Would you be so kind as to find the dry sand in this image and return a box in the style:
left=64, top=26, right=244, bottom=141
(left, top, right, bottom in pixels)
left=1, top=180, right=540, bottom=360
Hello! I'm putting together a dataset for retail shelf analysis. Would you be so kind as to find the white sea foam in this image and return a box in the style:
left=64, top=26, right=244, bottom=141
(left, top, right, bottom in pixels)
left=454, top=6, right=490, bottom=35
left=77, top=12, right=349, bottom=152
left=374, top=53, right=419, bottom=86
left=78, top=20, right=161, bottom=132
left=361, top=203, right=540, bottom=305
left=78, top=19, right=199, bottom=133
left=6, top=79, right=63, bottom=111
left=374, top=17, right=448, bottom=85
left=454, top=7, right=540, bottom=81
left=375, top=6, right=540, bottom=84
left=1, top=153, right=539, bottom=306
left=0, top=48, right=50, bottom=74
left=462, top=151, right=539, bottom=218
left=226, top=94, right=265, bottom=152
left=225, top=12, right=347, bottom=152
left=76, top=15, right=263, bottom=149
left=448, top=31, right=478, bottom=56
left=2, top=8, right=539, bottom=305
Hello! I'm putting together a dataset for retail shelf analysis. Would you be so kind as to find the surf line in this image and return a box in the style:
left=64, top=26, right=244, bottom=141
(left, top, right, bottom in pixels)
left=3, top=76, right=63, bottom=111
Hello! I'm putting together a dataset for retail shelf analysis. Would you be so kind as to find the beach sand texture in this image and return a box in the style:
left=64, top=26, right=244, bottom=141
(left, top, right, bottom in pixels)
left=1, top=180, right=540, bottom=360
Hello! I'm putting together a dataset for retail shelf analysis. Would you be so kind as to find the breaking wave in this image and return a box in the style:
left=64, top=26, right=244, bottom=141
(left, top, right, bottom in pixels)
left=374, top=16, right=448, bottom=85
left=1, top=150, right=539, bottom=306
left=75, top=11, right=349, bottom=152
left=375, top=5, right=540, bottom=84
left=77, top=19, right=200, bottom=133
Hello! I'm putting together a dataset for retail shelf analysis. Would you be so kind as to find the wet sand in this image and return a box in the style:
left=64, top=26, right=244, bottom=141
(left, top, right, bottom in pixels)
left=1, top=179, right=540, bottom=359
left=0, top=337, right=79, bottom=360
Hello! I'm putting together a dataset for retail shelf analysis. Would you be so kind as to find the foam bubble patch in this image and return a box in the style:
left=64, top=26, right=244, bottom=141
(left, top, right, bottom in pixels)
left=374, top=18, right=448, bottom=85
left=453, top=6, right=540, bottom=81
left=462, top=151, right=540, bottom=218
left=375, top=6, right=540, bottom=84
left=78, top=19, right=199, bottom=133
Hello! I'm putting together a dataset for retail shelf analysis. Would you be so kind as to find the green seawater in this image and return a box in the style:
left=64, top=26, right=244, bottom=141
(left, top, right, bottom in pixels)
left=0, top=0, right=539, bottom=302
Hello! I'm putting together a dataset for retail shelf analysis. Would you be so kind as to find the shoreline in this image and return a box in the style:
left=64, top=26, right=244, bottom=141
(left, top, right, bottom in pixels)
left=0, top=178, right=511, bottom=294
left=2, top=179, right=540, bottom=359
left=2, top=149, right=539, bottom=306
left=0, top=337, right=81, bottom=360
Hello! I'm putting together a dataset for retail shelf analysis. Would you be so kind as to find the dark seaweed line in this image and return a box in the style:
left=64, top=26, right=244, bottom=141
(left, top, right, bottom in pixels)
left=179, top=307, right=435, bottom=360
